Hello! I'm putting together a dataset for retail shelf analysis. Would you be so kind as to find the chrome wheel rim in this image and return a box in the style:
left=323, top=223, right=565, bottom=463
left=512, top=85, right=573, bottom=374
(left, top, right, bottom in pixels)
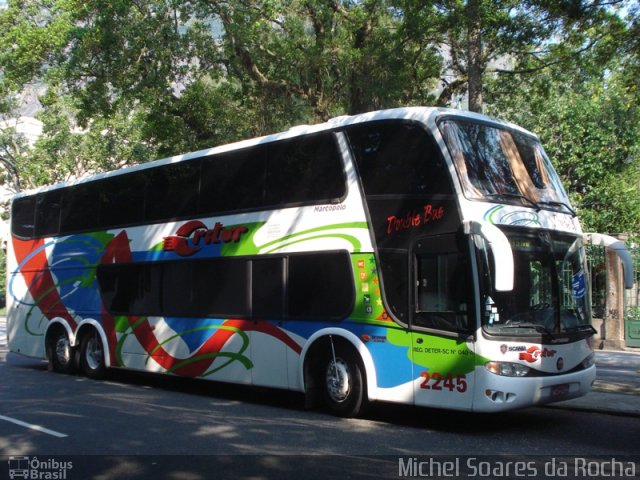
left=55, top=336, right=71, bottom=366
left=325, top=358, right=351, bottom=403
left=85, top=335, right=103, bottom=371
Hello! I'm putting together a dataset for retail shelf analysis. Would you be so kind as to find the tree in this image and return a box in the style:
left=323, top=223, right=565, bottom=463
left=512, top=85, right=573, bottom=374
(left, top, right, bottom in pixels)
left=0, top=121, right=27, bottom=192
left=0, top=0, right=447, bottom=166
left=0, top=82, right=27, bottom=192
left=1, top=0, right=638, bottom=238
left=18, top=86, right=161, bottom=187
left=424, top=0, right=628, bottom=112
left=486, top=61, right=640, bottom=235
left=194, top=0, right=443, bottom=124
left=482, top=2, right=640, bottom=235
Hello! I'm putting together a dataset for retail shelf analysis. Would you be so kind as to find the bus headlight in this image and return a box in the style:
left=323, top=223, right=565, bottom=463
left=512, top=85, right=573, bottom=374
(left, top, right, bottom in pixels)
left=485, top=361, right=531, bottom=377
left=581, top=353, right=595, bottom=369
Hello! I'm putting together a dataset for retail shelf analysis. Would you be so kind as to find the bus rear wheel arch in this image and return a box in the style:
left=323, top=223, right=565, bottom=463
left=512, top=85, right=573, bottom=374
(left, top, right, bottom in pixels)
left=304, top=336, right=367, bottom=417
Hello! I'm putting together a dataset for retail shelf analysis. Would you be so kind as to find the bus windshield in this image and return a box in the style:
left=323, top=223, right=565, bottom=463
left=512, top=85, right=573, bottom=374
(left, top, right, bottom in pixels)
left=479, top=230, right=592, bottom=337
left=440, top=119, right=573, bottom=214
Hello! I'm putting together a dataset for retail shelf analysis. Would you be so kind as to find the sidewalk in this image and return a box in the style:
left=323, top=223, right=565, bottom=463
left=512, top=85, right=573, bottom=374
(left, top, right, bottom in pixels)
left=0, top=315, right=638, bottom=416
left=0, top=315, right=5, bottom=349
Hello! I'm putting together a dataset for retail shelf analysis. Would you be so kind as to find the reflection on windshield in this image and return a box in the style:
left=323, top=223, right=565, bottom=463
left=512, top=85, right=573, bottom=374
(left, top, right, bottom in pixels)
left=478, top=231, right=592, bottom=336
left=440, top=120, right=572, bottom=213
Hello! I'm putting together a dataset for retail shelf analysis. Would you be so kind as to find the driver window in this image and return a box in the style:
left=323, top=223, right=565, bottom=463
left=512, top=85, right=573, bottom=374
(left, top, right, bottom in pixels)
left=414, top=240, right=470, bottom=332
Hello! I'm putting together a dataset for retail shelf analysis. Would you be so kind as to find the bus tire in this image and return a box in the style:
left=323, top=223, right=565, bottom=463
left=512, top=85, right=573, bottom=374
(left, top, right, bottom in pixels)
left=47, top=328, right=75, bottom=374
left=322, top=344, right=366, bottom=417
left=79, top=330, right=107, bottom=380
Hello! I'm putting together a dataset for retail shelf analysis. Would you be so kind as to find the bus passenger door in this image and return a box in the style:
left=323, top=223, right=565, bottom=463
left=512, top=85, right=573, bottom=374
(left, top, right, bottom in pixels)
left=410, top=233, right=476, bottom=411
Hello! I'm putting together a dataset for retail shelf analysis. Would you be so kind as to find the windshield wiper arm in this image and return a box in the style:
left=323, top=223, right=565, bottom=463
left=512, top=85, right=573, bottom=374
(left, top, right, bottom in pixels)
left=501, top=323, right=553, bottom=335
left=537, top=200, right=577, bottom=217
left=563, top=325, right=597, bottom=335
left=486, top=193, right=540, bottom=210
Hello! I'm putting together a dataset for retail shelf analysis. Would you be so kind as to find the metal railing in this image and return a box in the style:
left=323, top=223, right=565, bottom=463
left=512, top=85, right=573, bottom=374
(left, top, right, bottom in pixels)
left=624, top=247, right=640, bottom=321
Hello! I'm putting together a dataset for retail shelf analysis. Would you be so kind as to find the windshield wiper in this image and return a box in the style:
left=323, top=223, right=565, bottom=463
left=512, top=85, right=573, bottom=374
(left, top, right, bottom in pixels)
left=486, top=193, right=540, bottom=210
left=537, top=200, right=577, bottom=217
left=563, top=325, right=597, bottom=335
left=500, top=323, right=553, bottom=335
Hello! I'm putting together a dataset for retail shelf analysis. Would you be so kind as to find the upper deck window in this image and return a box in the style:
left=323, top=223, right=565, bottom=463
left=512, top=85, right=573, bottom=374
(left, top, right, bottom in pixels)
left=345, top=121, right=452, bottom=196
left=11, top=132, right=346, bottom=239
left=439, top=120, right=572, bottom=213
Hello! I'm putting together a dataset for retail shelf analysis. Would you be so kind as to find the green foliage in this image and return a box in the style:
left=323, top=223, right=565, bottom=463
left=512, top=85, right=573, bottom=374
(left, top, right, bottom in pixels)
left=196, top=0, right=442, bottom=124
left=0, top=121, right=28, bottom=192
left=487, top=67, right=640, bottom=235
left=0, top=243, right=5, bottom=304
left=0, top=0, right=73, bottom=91
left=23, top=87, right=160, bottom=187
left=0, top=0, right=638, bottom=238
left=482, top=0, right=640, bottom=235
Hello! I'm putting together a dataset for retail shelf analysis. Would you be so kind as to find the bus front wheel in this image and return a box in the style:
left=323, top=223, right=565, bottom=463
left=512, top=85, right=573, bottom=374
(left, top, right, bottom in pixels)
left=322, top=344, right=365, bottom=417
left=79, top=330, right=107, bottom=380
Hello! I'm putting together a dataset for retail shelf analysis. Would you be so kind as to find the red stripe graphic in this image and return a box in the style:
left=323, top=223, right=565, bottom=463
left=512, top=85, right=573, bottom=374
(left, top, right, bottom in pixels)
left=13, top=237, right=77, bottom=329
left=101, top=230, right=302, bottom=377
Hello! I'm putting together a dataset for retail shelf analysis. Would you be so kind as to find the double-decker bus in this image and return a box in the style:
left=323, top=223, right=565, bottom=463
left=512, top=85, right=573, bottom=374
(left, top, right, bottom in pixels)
left=7, top=107, right=634, bottom=416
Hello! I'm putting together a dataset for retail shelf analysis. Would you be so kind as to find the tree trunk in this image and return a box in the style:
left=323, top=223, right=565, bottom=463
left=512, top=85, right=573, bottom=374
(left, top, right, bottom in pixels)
left=466, top=0, right=483, bottom=113
left=603, top=244, right=627, bottom=350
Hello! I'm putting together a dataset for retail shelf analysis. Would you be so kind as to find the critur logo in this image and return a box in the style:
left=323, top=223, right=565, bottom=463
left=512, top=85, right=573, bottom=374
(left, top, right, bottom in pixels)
left=163, top=220, right=249, bottom=257
left=519, top=346, right=557, bottom=363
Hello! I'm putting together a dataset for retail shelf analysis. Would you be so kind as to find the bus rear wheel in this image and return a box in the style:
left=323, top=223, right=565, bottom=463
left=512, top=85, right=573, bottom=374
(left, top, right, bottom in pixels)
left=322, top=344, right=365, bottom=417
left=47, top=328, right=74, bottom=374
left=79, top=330, right=107, bottom=379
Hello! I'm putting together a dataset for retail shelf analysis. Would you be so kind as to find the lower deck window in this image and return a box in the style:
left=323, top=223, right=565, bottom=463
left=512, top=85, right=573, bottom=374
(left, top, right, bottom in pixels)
left=97, top=251, right=354, bottom=321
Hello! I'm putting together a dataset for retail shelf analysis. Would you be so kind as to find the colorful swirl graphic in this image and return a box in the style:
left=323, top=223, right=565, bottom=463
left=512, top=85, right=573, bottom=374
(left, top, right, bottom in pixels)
left=12, top=229, right=303, bottom=378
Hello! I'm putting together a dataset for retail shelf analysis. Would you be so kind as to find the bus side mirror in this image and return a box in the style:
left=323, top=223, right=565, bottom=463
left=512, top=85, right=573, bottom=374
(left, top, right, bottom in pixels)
left=584, top=233, right=635, bottom=290
left=465, top=221, right=514, bottom=292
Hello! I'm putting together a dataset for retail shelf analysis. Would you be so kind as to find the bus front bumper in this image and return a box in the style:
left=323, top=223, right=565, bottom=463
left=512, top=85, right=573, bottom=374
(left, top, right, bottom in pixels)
left=472, top=365, right=596, bottom=412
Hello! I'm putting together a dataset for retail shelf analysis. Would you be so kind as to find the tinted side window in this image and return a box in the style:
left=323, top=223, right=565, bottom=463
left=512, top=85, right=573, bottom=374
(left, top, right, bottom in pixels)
left=199, top=146, right=266, bottom=215
left=252, top=257, right=286, bottom=319
left=145, top=161, right=200, bottom=221
left=346, top=121, right=451, bottom=196
left=199, top=133, right=346, bottom=216
left=14, top=132, right=347, bottom=239
left=99, top=174, right=146, bottom=227
left=288, top=251, right=354, bottom=320
left=11, top=196, right=36, bottom=238
left=98, top=252, right=354, bottom=321
left=35, top=191, right=62, bottom=238
left=265, top=133, right=345, bottom=206
left=414, top=234, right=471, bottom=332
left=61, top=183, right=100, bottom=234
left=377, top=251, right=409, bottom=322
left=98, top=263, right=163, bottom=316
left=157, top=259, right=252, bottom=317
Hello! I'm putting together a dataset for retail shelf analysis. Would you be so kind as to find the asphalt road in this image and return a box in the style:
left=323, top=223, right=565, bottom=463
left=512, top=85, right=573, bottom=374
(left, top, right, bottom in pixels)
left=591, top=350, right=640, bottom=395
left=1, top=348, right=639, bottom=479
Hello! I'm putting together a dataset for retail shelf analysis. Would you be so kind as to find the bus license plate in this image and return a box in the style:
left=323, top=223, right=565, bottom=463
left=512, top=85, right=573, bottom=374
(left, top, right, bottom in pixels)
left=550, top=384, right=570, bottom=399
